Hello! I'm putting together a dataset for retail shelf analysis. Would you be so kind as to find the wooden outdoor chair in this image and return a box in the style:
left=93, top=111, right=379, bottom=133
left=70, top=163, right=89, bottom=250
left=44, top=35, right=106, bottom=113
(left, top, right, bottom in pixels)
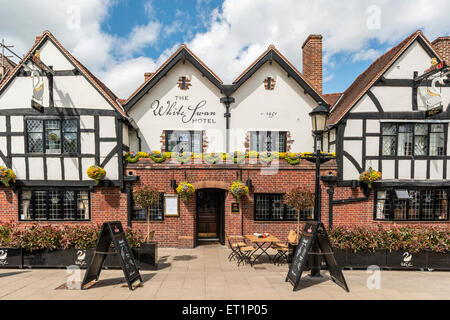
left=272, top=230, right=298, bottom=265
left=227, top=235, right=246, bottom=261
left=236, top=244, right=255, bottom=267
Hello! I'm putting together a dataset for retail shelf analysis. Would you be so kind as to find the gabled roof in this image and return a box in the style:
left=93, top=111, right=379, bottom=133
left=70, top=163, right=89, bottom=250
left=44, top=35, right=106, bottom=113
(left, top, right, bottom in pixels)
left=0, top=54, right=17, bottom=85
left=124, top=45, right=223, bottom=112
left=327, top=30, right=442, bottom=126
left=0, top=30, right=127, bottom=118
left=324, top=93, right=342, bottom=108
left=232, top=45, right=329, bottom=106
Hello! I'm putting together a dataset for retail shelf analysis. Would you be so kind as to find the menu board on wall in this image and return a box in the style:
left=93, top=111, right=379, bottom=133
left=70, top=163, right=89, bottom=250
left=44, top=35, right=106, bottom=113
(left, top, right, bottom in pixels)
left=164, top=194, right=179, bottom=216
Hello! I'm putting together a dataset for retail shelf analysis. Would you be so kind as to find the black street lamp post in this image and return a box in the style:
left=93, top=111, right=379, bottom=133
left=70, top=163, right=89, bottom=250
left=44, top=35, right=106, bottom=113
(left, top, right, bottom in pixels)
left=308, top=101, right=329, bottom=277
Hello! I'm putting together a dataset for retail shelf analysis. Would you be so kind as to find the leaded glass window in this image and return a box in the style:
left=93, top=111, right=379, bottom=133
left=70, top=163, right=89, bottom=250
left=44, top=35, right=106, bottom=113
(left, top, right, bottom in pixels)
left=397, top=124, right=413, bottom=156
left=376, top=190, right=389, bottom=219
left=430, top=124, right=445, bottom=156
left=375, top=188, right=449, bottom=221
left=414, top=124, right=428, bottom=156
left=132, top=194, right=164, bottom=221
left=26, top=119, right=79, bottom=154
left=250, top=131, right=287, bottom=152
left=381, top=123, right=447, bottom=157
left=255, top=194, right=314, bottom=221
left=381, top=124, right=397, bottom=155
left=165, top=131, right=202, bottom=153
left=20, top=189, right=90, bottom=221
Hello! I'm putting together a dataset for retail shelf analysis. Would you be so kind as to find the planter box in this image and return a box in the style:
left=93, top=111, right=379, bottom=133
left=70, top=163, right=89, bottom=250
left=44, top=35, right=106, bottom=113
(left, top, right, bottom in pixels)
left=23, top=249, right=76, bottom=268
left=138, top=242, right=158, bottom=270
left=346, top=249, right=387, bottom=269
left=385, top=251, right=428, bottom=270
left=15, top=244, right=158, bottom=270
left=0, top=248, right=22, bottom=268
left=332, top=249, right=347, bottom=267
left=427, top=251, right=450, bottom=270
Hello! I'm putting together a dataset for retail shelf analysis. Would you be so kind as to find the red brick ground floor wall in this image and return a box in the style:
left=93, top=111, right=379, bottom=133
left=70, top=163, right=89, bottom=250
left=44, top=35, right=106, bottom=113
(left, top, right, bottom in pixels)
left=332, top=186, right=450, bottom=228
left=1, top=160, right=448, bottom=248
left=0, top=186, right=128, bottom=229
left=128, top=160, right=336, bottom=248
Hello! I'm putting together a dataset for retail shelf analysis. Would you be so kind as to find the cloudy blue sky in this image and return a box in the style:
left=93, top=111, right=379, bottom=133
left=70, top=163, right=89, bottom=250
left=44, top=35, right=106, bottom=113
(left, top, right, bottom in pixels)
left=1, top=0, right=449, bottom=98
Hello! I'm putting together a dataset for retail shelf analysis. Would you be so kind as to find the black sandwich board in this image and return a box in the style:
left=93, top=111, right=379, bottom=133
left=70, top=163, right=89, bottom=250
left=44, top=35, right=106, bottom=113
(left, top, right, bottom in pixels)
left=286, top=221, right=349, bottom=292
left=81, top=221, right=143, bottom=290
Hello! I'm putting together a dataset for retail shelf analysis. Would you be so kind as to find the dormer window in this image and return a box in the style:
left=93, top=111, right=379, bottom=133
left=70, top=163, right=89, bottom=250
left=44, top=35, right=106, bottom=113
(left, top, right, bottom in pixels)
left=264, top=77, right=275, bottom=90
left=178, top=76, right=191, bottom=90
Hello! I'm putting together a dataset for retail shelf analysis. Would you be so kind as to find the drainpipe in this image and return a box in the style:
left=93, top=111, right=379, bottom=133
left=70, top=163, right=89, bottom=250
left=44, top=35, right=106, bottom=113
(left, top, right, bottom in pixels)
left=220, top=95, right=235, bottom=153
left=327, top=186, right=334, bottom=229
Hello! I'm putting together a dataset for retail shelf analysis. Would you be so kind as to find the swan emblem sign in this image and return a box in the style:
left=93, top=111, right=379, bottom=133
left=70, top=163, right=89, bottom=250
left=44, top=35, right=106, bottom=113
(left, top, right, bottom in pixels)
left=421, top=58, right=449, bottom=117
left=75, top=250, right=87, bottom=267
left=0, top=249, right=7, bottom=265
left=401, top=252, right=413, bottom=267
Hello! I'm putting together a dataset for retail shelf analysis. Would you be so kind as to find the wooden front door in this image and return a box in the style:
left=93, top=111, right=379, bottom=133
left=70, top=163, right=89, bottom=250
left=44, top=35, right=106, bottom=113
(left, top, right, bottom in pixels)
left=196, top=189, right=221, bottom=239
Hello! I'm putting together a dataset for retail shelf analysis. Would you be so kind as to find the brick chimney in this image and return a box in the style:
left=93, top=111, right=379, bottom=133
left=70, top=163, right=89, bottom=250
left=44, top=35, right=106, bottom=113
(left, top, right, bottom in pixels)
left=144, top=72, right=153, bottom=81
left=432, top=36, right=450, bottom=64
left=302, top=34, right=323, bottom=93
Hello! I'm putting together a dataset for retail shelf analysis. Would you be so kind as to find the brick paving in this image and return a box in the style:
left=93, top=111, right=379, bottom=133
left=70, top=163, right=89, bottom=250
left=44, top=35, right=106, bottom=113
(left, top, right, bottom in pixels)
left=0, top=243, right=449, bottom=300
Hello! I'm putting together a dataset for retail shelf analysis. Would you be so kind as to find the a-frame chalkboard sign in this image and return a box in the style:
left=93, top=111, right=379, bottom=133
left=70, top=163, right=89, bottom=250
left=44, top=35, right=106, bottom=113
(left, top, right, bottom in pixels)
left=81, top=221, right=143, bottom=291
left=286, top=221, right=349, bottom=292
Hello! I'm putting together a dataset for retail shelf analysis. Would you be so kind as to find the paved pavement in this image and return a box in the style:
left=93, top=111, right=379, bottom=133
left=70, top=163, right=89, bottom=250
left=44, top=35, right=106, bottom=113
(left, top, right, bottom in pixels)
left=0, top=243, right=449, bottom=300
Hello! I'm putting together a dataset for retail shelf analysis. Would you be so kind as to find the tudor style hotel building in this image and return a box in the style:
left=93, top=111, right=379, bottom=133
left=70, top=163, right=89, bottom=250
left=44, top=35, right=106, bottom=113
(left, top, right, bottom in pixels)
left=0, top=30, right=448, bottom=248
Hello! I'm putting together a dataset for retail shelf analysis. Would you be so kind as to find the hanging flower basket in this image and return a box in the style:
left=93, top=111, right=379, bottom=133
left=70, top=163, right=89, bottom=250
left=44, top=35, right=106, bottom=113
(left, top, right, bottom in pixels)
left=176, top=181, right=195, bottom=201
left=230, top=181, right=249, bottom=201
left=87, top=165, right=106, bottom=185
left=0, top=167, right=16, bottom=187
left=359, top=167, right=382, bottom=188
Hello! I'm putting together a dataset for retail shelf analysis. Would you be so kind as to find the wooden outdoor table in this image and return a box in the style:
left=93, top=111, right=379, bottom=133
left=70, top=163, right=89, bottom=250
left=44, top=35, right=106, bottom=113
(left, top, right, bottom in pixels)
left=245, top=234, right=280, bottom=264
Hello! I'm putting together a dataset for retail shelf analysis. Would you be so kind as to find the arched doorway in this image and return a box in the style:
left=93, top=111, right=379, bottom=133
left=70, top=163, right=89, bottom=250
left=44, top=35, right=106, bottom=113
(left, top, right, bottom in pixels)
left=196, top=188, right=226, bottom=245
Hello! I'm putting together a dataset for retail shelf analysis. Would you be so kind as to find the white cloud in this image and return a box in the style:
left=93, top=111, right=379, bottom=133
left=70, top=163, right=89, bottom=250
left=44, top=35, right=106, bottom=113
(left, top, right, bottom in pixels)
left=1, top=0, right=450, bottom=99
left=352, top=49, right=383, bottom=62
left=183, top=0, right=450, bottom=86
left=143, top=0, right=155, bottom=18
left=119, top=21, right=161, bottom=57
left=98, top=56, right=157, bottom=98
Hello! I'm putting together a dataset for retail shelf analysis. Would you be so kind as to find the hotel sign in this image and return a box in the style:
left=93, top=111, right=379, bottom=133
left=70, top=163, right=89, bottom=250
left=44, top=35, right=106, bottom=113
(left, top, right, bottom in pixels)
left=150, top=95, right=217, bottom=124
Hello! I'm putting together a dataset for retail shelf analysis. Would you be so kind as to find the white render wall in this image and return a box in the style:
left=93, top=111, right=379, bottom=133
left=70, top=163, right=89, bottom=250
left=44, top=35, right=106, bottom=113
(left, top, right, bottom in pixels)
left=341, top=38, right=450, bottom=181
left=231, top=61, right=316, bottom=152
left=0, top=40, right=112, bottom=111
left=128, top=60, right=226, bottom=152
left=0, top=38, right=122, bottom=182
